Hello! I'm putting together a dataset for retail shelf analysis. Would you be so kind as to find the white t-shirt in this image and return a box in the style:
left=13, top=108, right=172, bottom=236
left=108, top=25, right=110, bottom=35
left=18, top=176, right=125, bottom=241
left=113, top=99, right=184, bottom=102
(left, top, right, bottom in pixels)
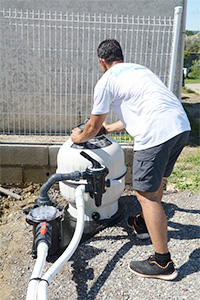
left=91, top=63, right=190, bottom=150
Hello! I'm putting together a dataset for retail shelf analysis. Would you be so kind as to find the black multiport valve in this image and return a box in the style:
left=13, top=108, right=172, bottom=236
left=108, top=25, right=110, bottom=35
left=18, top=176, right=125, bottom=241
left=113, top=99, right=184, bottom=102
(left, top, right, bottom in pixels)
left=80, top=151, right=109, bottom=207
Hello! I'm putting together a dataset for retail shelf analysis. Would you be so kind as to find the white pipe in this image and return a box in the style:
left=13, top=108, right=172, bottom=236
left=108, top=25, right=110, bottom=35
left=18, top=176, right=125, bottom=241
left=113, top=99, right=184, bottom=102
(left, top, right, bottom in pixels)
left=26, top=242, right=49, bottom=300
left=37, top=185, right=85, bottom=300
left=109, top=179, right=122, bottom=186
left=168, top=6, right=183, bottom=92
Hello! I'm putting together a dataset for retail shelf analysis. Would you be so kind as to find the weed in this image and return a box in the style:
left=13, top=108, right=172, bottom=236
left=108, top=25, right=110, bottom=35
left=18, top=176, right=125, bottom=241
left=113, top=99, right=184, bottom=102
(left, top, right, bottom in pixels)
left=182, top=87, right=197, bottom=94
left=168, top=147, right=200, bottom=193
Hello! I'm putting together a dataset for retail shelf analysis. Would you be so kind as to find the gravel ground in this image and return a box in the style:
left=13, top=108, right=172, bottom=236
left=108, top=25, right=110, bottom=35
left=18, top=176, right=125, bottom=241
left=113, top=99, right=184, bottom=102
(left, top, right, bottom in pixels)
left=0, top=184, right=200, bottom=300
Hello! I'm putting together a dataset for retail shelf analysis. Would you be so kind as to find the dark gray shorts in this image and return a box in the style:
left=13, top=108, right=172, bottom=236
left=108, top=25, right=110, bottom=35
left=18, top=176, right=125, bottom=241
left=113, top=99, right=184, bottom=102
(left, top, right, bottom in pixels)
left=132, top=131, right=190, bottom=192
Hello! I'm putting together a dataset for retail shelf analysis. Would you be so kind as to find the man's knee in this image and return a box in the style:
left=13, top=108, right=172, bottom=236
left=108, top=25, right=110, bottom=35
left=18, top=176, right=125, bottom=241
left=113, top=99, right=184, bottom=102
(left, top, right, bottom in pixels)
left=136, top=190, right=159, bottom=204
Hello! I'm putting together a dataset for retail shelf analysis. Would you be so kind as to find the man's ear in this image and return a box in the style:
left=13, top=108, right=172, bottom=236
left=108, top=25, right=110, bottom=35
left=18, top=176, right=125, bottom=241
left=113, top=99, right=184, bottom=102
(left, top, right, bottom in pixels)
left=99, top=58, right=105, bottom=65
left=99, top=58, right=108, bottom=72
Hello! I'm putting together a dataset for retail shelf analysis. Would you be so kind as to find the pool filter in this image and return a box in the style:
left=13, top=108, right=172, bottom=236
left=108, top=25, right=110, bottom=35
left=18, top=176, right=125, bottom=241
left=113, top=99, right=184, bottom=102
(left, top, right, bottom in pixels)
left=25, top=122, right=127, bottom=300
left=25, top=122, right=126, bottom=257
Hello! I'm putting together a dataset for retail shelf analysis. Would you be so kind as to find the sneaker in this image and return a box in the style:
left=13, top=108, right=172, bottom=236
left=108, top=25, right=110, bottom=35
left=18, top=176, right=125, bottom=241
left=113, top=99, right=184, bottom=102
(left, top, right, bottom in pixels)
left=127, top=214, right=150, bottom=240
left=129, top=255, right=178, bottom=280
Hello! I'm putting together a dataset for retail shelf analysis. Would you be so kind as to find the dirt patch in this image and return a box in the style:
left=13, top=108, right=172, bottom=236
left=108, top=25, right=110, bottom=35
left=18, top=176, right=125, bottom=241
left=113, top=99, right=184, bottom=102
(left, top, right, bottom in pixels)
left=0, top=183, right=67, bottom=299
left=181, top=92, right=200, bottom=104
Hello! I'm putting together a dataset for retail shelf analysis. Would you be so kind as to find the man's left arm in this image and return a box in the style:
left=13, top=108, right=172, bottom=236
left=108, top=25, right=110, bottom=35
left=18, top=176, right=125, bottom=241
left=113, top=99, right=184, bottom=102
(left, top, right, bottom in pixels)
left=71, top=113, right=107, bottom=143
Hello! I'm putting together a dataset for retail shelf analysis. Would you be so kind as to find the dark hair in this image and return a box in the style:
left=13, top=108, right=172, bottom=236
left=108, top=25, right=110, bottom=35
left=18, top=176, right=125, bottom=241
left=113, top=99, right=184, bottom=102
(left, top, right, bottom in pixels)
left=97, top=39, right=124, bottom=64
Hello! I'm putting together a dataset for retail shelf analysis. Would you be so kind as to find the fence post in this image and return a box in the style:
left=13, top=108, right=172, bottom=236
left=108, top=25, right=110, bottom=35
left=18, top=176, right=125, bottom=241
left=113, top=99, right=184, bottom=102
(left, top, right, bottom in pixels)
left=168, top=6, right=183, bottom=92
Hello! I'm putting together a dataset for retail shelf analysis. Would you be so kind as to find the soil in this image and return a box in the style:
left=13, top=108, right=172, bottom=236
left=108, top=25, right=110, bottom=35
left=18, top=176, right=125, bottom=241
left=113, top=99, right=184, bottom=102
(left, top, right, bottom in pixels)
left=0, top=185, right=199, bottom=300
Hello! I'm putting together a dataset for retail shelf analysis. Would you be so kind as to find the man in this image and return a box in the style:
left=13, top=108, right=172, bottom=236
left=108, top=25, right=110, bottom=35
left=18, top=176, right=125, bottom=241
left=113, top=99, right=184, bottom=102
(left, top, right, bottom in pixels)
left=71, top=39, right=190, bottom=280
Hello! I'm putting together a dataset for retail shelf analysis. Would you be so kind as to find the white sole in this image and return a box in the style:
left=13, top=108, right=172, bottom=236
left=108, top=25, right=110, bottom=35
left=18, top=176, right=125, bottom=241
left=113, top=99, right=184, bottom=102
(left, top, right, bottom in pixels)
left=135, top=231, right=150, bottom=240
left=129, top=265, right=178, bottom=280
left=127, top=223, right=150, bottom=240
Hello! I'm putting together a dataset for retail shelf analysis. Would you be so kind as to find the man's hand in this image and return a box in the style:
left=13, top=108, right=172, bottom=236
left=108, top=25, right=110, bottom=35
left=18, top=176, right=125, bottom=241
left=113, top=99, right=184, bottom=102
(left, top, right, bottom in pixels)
left=102, top=120, right=125, bottom=133
left=71, top=127, right=83, bottom=143
left=70, top=113, right=107, bottom=144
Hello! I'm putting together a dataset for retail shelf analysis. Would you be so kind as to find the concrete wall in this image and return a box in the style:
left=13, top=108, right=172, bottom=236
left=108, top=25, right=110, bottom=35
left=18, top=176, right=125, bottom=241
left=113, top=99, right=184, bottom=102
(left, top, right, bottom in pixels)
left=0, top=143, right=134, bottom=185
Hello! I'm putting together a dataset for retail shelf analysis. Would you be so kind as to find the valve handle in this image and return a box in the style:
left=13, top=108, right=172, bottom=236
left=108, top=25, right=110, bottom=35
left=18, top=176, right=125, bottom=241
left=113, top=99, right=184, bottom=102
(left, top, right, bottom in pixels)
left=80, top=151, right=102, bottom=168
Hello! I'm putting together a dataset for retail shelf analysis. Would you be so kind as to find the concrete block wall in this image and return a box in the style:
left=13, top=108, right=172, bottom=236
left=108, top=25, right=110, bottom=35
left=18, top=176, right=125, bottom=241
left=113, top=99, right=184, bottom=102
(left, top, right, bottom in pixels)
left=0, top=144, right=133, bottom=185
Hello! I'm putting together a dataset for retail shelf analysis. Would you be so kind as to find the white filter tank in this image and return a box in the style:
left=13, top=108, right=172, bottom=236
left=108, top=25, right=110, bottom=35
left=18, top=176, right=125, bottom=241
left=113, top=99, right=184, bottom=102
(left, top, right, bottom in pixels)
left=57, top=135, right=126, bottom=221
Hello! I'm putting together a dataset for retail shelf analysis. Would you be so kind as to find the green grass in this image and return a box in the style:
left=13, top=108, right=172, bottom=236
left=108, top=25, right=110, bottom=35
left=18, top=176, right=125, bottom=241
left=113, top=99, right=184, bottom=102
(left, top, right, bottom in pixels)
left=109, top=134, right=134, bottom=143
left=171, top=85, right=200, bottom=192
left=182, top=87, right=197, bottom=94
left=185, top=78, right=200, bottom=84
left=168, top=147, right=200, bottom=193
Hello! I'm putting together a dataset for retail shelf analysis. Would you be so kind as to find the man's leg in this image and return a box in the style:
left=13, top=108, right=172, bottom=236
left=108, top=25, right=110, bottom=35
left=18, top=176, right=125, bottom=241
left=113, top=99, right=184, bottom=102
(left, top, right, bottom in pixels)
left=140, top=177, right=164, bottom=217
left=129, top=132, right=189, bottom=279
left=136, top=181, right=168, bottom=254
left=129, top=181, right=177, bottom=279
left=127, top=178, right=165, bottom=240
left=130, top=182, right=178, bottom=280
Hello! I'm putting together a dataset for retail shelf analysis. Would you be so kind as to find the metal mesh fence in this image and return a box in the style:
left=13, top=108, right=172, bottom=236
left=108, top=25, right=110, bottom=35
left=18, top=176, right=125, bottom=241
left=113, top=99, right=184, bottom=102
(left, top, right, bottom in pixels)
left=0, top=8, right=178, bottom=143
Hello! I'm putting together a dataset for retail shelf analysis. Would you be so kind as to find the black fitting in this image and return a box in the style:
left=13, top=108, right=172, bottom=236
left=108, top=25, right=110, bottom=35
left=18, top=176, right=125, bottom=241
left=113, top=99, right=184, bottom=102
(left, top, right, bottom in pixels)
left=92, top=212, right=101, bottom=221
left=106, top=179, right=111, bottom=187
left=34, top=221, right=52, bottom=250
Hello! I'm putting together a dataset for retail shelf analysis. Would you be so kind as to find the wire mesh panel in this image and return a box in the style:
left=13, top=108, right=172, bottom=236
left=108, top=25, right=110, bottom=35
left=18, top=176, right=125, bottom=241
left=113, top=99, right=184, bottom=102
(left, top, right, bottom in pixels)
left=0, top=8, right=176, bottom=143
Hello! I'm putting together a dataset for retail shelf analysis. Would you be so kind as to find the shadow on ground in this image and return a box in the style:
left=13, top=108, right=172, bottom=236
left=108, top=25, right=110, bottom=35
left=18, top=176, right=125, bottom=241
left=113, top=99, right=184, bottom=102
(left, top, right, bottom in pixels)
left=182, top=102, right=200, bottom=146
left=70, top=194, right=200, bottom=299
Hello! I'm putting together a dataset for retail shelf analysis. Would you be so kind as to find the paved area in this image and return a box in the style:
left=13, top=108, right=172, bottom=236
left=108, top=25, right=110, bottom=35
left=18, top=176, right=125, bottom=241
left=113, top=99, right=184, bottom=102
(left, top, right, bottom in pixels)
left=185, top=83, right=200, bottom=94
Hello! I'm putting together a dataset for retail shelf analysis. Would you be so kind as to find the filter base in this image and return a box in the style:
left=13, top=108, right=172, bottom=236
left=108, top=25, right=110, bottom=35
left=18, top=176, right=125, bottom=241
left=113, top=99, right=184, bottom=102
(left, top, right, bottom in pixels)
left=58, top=202, right=123, bottom=254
